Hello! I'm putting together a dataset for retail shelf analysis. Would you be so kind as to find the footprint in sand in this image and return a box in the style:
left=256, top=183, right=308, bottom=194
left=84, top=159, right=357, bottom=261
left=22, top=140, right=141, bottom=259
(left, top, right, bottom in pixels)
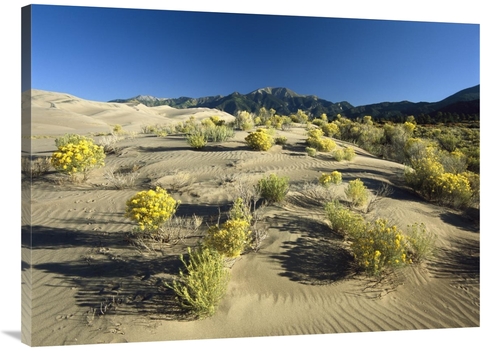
left=56, top=314, right=74, bottom=321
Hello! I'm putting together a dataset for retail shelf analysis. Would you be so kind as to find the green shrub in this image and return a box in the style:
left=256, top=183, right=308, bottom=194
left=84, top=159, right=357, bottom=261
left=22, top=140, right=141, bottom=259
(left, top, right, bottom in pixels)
left=50, top=138, right=105, bottom=181
left=245, top=129, right=274, bottom=151
left=256, top=173, right=290, bottom=204
left=332, top=147, right=356, bottom=161
left=204, top=219, right=251, bottom=258
left=140, top=124, right=170, bottom=136
left=437, top=132, right=460, bottom=152
left=319, top=171, right=342, bottom=187
left=438, top=150, right=467, bottom=174
left=124, top=186, right=181, bottom=233
left=305, top=147, right=317, bottom=157
left=343, top=147, right=356, bottom=161
left=205, top=125, right=235, bottom=142
left=168, top=246, right=230, bottom=319
left=350, top=219, right=409, bottom=276
left=345, top=178, right=369, bottom=207
left=324, top=200, right=365, bottom=238
left=229, top=197, right=253, bottom=223
left=235, top=111, right=255, bottom=131
left=274, top=136, right=287, bottom=145
left=186, top=132, right=207, bottom=149
left=405, top=223, right=436, bottom=263
left=113, top=124, right=123, bottom=134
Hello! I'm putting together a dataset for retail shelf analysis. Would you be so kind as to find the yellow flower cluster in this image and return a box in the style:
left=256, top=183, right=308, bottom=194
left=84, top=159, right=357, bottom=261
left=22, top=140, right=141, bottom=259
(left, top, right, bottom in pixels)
left=350, top=218, right=409, bottom=276
left=319, top=171, right=342, bottom=187
left=205, top=219, right=251, bottom=258
left=245, top=129, right=274, bottom=151
left=124, top=186, right=180, bottom=232
left=433, top=172, right=472, bottom=207
left=306, top=129, right=337, bottom=152
left=50, top=139, right=105, bottom=176
left=321, top=122, right=340, bottom=138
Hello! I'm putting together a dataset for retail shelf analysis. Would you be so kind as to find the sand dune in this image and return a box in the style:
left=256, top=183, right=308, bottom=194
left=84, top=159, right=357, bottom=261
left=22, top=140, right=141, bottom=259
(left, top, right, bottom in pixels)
left=22, top=90, right=479, bottom=347
left=23, top=89, right=236, bottom=136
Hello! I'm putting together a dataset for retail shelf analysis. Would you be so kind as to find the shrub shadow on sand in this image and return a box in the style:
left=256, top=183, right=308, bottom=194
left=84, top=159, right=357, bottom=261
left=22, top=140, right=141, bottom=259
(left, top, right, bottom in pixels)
left=269, top=215, right=354, bottom=285
left=23, top=225, right=196, bottom=321
left=426, top=235, right=479, bottom=285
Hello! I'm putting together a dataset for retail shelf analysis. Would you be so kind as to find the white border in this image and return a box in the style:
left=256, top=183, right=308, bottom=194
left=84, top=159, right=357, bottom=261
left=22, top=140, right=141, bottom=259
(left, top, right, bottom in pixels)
left=3, top=1, right=496, bottom=350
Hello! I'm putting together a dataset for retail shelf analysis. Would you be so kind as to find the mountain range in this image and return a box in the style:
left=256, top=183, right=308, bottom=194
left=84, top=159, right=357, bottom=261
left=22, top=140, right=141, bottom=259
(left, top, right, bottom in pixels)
left=110, top=85, right=479, bottom=121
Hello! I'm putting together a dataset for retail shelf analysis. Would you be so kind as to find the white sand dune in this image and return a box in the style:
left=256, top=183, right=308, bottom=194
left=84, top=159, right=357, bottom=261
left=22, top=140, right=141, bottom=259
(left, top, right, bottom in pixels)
left=22, top=90, right=479, bottom=347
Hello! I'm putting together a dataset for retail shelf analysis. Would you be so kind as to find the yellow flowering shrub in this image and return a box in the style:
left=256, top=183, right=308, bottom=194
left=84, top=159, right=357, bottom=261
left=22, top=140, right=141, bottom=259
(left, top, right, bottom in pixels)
left=321, top=122, right=340, bottom=137
left=306, top=129, right=337, bottom=152
left=434, top=172, right=472, bottom=208
left=50, top=139, right=105, bottom=181
left=204, top=219, right=251, bottom=258
left=404, top=153, right=444, bottom=198
left=319, top=171, right=342, bottom=187
left=201, top=118, right=216, bottom=128
left=405, top=146, right=474, bottom=208
left=245, top=129, right=274, bottom=151
left=350, top=219, right=409, bottom=276
left=54, top=133, right=94, bottom=148
left=125, top=186, right=180, bottom=233
left=209, top=115, right=225, bottom=126
left=345, top=178, right=369, bottom=207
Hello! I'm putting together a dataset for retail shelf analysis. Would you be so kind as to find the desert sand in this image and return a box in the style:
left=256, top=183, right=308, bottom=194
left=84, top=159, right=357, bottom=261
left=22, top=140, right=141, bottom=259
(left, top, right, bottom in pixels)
left=22, top=90, right=480, bottom=347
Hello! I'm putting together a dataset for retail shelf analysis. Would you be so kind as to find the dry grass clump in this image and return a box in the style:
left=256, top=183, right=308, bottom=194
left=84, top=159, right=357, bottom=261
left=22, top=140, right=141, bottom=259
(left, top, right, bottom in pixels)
left=97, top=134, right=122, bottom=154
left=21, top=156, right=52, bottom=178
left=169, top=170, right=195, bottom=193
left=149, top=170, right=195, bottom=194
left=297, top=182, right=337, bottom=206
left=405, top=222, right=437, bottom=263
left=103, top=166, right=140, bottom=189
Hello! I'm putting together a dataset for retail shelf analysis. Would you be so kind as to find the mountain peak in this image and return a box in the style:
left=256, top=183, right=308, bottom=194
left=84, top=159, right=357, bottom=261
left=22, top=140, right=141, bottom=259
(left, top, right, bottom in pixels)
left=250, top=87, right=303, bottom=99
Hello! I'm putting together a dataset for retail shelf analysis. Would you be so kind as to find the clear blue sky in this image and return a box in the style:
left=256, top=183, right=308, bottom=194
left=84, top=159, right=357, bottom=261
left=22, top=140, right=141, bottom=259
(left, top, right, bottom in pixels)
left=29, top=4, right=480, bottom=107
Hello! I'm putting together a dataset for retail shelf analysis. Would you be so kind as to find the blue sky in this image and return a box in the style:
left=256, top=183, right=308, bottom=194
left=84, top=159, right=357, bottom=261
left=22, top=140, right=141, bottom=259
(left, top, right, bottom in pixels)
left=29, top=4, right=479, bottom=107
